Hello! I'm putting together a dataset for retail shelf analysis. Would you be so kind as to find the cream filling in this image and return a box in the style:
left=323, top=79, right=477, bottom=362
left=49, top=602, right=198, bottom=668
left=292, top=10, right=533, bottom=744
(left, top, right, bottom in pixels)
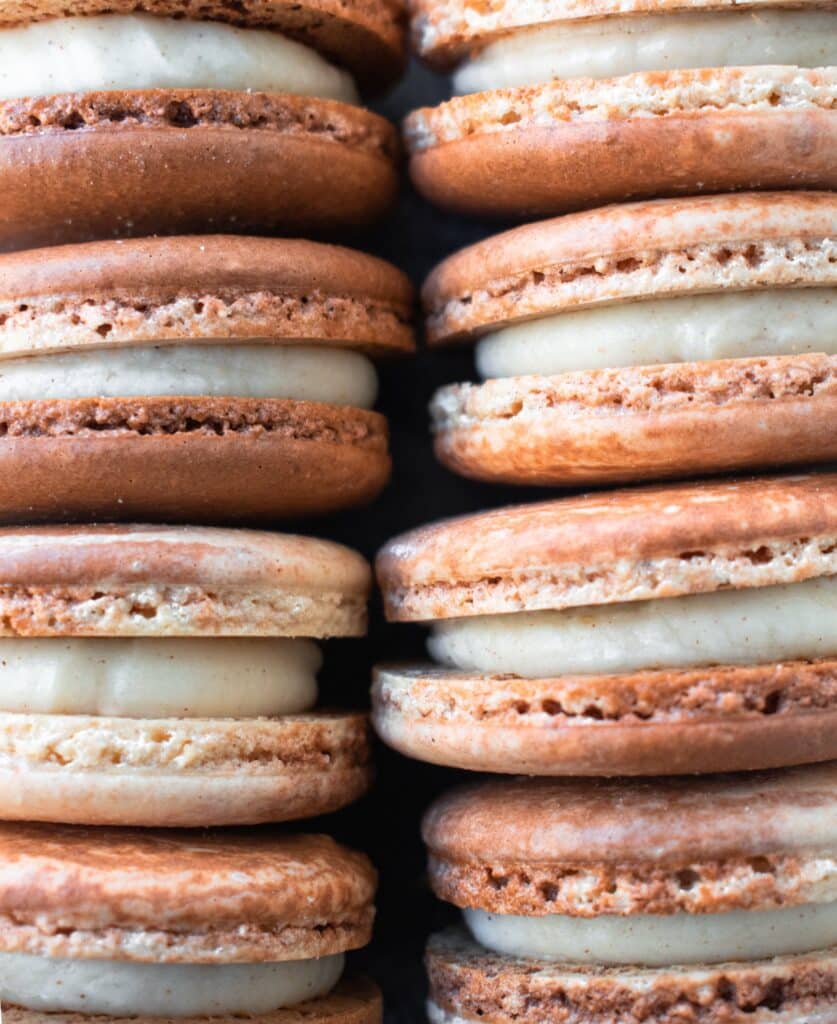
left=0, top=637, right=321, bottom=717
left=0, top=951, right=344, bottom=1016
left=465, top=904, right=837, bottom=966
left=475, top=288, right=837, bottom=379
left=0, top=13, right=357, bottom=103
left=0, top=343, right=378, bottom=408
left=453, top=10, right=837, bottom=93
left=429, top=577, right=837, bottom=678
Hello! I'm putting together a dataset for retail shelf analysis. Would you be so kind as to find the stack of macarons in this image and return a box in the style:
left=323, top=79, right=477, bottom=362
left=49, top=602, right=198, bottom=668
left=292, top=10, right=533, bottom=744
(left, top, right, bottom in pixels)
left=373, top=470, right=837, bottom=1022
left=403, top=0, right=837, bottom=218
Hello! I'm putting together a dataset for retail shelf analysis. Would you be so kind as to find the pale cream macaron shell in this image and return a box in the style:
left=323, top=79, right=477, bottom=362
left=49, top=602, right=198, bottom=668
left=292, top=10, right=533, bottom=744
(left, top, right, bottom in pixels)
left=0, top=525, right=373, bottom=826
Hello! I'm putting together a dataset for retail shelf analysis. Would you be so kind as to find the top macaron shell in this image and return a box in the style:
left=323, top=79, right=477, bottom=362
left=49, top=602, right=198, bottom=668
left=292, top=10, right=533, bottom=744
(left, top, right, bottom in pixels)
left=0, top=0, right=406, bottom=246
left=0, top=523, right=372, bottom=636
left=0, top=235, right=414, bottom=523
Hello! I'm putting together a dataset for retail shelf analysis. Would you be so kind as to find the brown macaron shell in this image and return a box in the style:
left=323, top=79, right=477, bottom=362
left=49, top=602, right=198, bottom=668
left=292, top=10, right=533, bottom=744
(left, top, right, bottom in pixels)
left=424, top=192, right=837, bottom=486
left=4, top=978, right=383, bottom=1024
left=0, top=93, right=400, bottom=249
left=0, top=236, right=414, bottom=522
left=372, top=660, right=837, bottom=776
left=405, top=67, right=837, bottom=219
left=422, top=768, right=837, bottom=917
left=0, top=823, right=376, bottom=961
left=427, top=928, right=837, bottom=1024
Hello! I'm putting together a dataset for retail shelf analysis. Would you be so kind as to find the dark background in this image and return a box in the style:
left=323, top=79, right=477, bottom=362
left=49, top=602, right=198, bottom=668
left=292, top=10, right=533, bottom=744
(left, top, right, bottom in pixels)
left=277, top=61, right=556, bottom=1024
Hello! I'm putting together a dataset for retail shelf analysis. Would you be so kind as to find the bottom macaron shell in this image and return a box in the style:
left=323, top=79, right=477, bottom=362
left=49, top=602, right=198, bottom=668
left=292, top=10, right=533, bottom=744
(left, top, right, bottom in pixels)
left=0, top=91, right=398, bottom=248
left=406, top=69, right=837, bottom=218
left=431, top=355, right=837, bottom=486
left=373, top=661, right=837, bottom=775
left=2, top=977, right=382, bottom=1024
left=427, top=929, right=837, bottom=1024
left=0, top=711, right=371, bottom=826
left=0, top=397, right=389, bottom=522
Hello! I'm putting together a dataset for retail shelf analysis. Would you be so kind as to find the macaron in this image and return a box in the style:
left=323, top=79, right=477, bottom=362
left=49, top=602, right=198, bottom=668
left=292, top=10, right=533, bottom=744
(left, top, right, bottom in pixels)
left=423, top=767, right=837, bottom=1024
left=0, top=822, right=381, bottom=1021
left=404, top=0, right=837, bottom=218
left=0, top=235, right=413, bottom=522
left=0, top=0, right=404, bottom=249
left=0, top=523, right=373, bottom=826
left=426, top=192, right=837, bottom=487
left=374, top=472, right=837, bottom=776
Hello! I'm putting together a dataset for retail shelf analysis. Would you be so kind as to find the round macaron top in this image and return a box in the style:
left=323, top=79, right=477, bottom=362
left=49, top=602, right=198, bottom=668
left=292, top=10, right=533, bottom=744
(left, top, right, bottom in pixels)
left=0, top=822, right=376, bottom=962
left=424, top=764, right=837, bottom=917
left=410, top=0, right=829, bottom=66
left=0, top=0, right=407, bottom=91
left=0, top=235, right=414, bottom=358
left=377, top=473, right=837, bottom=621
left=422, top=192, right=837, bottom=344
left=0, top=524, right=371, bottom=637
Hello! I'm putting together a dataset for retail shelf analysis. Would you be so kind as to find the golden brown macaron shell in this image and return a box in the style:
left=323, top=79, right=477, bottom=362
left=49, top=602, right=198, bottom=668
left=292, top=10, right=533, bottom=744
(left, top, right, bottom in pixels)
left=374, top=474, right=837, bottom=775
left=0, top=0, right=406, bottom=246
left=0, top=235, right=414, bottom=523
left=424, top=192, right=837, bottom=485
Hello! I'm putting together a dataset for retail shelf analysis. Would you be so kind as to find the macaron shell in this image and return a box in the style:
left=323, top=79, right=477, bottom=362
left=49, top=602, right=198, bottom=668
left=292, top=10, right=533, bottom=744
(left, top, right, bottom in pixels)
left=0, top=710, right=372, bottom=828
left=427, top=928, right=837, bottom=1024
left=2, top=977, right=383, bottom=1024
left=377, top=473, right=837, bottom=622
left=0, top=523, right=370, bottom=637
left=373, top=661, right=837, bottom=776
left=431, top=354, right=837, bottom=486
left=0, top=234, right=414, bottom=358
left=0, top=822, right=376, bottom=959
left=405, top=68, right=837, bottom=221
left=422, top=191, right=837, bottom=343
left=0, top=92, right=399, bottom=250
left=0, top=396, right=390, bottom=523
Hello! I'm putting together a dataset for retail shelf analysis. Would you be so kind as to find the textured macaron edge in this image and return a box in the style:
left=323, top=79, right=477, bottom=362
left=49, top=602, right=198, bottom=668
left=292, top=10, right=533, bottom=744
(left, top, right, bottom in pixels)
left=429, top=354, right=837, bottom=486
left=0, top=0, right=407, bottom=91
left=372, top=659, right=837, bottom=775
left=420, top=189, right=837, bottom=343
left=426, top=928, right=837, bottom=1024
left=377, top=473, right=837, bottom=621
left=0, top=524, right=370, bottom=637
left=2, top=976, right=383, bottom=1024
left=0, top=235, right=414, bottom=359
left=0, top=825, right=376, bottom=962
left=422, top=768, right=837, bottom=916
left=407, top=0, right=824, bottom=65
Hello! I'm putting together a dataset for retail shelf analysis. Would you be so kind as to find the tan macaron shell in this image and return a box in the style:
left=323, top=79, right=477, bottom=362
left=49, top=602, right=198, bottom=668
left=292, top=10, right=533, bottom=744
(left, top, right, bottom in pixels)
left=0, top=525, right=373, bottom=825
left=0, top=823, right=376, bottom=961
left=0, top=236, right=415, bottom=522
left=427, top=928, right=837, bottom=1024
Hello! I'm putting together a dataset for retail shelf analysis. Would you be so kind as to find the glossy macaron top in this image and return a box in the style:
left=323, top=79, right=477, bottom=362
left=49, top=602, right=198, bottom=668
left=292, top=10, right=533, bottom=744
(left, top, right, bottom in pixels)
left=408, top=0, right=822, bottom=66
left=423, top=764, right=837, bottom=916
left=0, top=524, right=371, bottom=636
left=0, top=235, right=415, bottom=358
left=0, top=822, right=376, bottom=961
left=422, top=192, right=837, bottom=344
left=0, top=0, right=407, bottom=91
left=377, top=473, right=837, bottom=621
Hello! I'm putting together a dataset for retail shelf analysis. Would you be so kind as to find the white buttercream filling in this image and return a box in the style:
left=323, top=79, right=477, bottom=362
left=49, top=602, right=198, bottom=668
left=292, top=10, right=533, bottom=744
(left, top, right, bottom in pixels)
left=475, top=288, right=837, bottom=379
left=465, top=904, right=837, bottom=966
left=0, top=13, right=357, bottom=102
left=429, top=577, right=837, bottom=677
left=0, top=343, right=378, bottom=408
left=0, top=951, right=344, bottom=1016
left=454, top=10, right=837, bottom=93
left=0, top=637, right=321, bottom=717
